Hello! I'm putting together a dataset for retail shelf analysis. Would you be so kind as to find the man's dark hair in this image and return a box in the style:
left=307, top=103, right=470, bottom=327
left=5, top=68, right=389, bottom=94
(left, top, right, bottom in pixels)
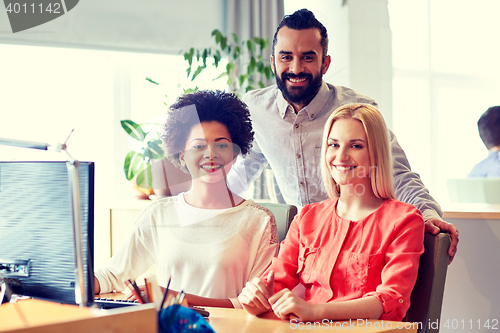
left=161, top=90, right=254, bottom=172
left=272, top=9, right=328, bottom=62
left=478, top=106, right=500, bottom=149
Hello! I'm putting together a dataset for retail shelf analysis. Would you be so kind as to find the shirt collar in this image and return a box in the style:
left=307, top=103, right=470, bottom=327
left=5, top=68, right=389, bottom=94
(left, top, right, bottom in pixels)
left=276, top=81, right=330, bottom=120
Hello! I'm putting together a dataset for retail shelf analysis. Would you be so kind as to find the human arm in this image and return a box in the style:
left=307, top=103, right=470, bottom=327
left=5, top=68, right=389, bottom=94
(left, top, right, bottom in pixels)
left=122, top=284, right=234, bottom=308
left=246, top=209, right=280, bottom=281
left=240, top=212, right=303, bottom=316
left=360, top=206, right=424, bottom=321
left=389, top=130, right=459, bottom=261
left=94, top=276, right=100, bottom=295
left=94, top=211, right=157, bottom=294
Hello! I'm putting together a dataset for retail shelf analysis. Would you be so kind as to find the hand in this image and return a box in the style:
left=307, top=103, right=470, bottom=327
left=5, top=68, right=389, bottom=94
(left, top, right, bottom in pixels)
left=269, top=289, right=318, bottom=322
left=425, top=218, right=459, bottom=264
left=238, top=270, right=275, bottom=316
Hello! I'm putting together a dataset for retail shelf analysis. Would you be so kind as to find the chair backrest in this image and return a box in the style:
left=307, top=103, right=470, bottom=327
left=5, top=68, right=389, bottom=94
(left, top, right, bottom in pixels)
left=258, top=202, right=298, bottom=243
left=405, top=233, right=451, bottom=333
left=446, top=178, right=500, bottom=204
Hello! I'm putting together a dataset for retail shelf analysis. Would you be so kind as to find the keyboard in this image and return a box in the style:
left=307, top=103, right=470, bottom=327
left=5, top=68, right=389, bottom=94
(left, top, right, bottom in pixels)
left=94, top=297, right=139, bottom=309
left=93, top=297, right=210, bottom=317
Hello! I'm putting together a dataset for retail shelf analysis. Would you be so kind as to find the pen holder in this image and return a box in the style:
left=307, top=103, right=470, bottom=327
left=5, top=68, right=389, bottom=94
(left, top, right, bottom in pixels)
left=158, top=304, right=215, bottom=333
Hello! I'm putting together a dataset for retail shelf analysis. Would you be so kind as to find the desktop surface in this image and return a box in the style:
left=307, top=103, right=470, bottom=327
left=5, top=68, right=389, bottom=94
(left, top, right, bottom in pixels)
left=205, top=307, right=417, bottom=333
left=0, top=296, right=417, bottom=333
left=0, top=298, right=156, bottom=333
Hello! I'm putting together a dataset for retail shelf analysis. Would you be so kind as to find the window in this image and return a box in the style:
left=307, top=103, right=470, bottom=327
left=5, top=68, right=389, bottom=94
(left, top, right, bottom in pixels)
left=0, top=43, right=227, bottom=266
left=388, top=0, right=500, bottom=204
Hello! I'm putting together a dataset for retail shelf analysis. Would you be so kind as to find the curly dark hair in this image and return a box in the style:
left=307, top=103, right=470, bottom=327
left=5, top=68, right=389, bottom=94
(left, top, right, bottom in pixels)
left=273, top=9, right=329, bottom=62
left=161, top=90, right=254, bottom=173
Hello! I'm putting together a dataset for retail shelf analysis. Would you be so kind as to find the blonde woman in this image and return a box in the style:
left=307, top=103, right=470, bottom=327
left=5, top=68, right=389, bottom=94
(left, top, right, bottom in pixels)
left=238, top=103, right=424, bottom=321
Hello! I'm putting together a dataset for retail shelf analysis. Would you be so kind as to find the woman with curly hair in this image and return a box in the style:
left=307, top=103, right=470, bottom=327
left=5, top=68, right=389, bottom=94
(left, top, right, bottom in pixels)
left=95, top=90, right=278, bottom=308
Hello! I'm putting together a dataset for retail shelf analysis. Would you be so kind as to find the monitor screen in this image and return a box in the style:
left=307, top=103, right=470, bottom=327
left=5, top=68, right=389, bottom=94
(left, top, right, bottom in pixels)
left=0, top=161, right=94, bottom=306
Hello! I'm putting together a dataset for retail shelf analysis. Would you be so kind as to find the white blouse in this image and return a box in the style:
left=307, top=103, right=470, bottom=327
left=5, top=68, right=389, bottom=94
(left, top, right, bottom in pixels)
left=95, top=193, right=278, bottom=302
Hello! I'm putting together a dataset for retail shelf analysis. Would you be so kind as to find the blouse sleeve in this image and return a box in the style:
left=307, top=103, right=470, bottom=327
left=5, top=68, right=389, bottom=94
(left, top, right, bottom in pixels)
left=261, top=212, right=303, bottom=293
left=363, top=207, right=425, bottom=321
left=95, top=209, right=157, bottom=294
left=247, top=212, right=279, bottom=281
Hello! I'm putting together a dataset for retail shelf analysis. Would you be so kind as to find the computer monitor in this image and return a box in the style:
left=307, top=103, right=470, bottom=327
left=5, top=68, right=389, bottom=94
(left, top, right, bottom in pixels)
left=0, top=161, right=94, bottom=306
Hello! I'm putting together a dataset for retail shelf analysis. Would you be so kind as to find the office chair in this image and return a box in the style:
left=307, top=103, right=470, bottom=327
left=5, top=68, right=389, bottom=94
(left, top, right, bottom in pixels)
left=258, top=202, right=298, bottom=243
left=404, top=233, right=451, bottom=333
left=446, top=178, right=500, bottom=204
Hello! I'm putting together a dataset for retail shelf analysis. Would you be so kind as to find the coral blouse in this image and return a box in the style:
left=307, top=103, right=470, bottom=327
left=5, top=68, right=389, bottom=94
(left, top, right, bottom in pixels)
left=262, top=198, right=425, bottom=321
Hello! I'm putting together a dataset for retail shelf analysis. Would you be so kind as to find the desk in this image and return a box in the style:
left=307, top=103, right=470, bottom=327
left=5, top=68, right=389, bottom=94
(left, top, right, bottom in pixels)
left=439, top=203, right=500, bottom=333
left=0, top=299, right=156, bottom=333
left=205, top=307, right=417, bottom=332
left=97, top=292, right=416, bottom=332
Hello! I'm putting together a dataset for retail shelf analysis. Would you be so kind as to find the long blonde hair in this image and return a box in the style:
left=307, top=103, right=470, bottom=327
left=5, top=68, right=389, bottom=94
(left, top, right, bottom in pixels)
left=320, top=103, right=395, bottom=199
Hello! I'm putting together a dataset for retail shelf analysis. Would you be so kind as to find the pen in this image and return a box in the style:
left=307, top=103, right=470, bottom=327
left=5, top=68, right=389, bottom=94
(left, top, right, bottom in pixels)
left=124, top=280, right=143, bottom=304
left=131, top=279, right=149, bottom=304
left=160, top=277, right=172, bottom=310
left=144, top=278, right=152, bottom=303
left=176, top=290, right=185, bottom=305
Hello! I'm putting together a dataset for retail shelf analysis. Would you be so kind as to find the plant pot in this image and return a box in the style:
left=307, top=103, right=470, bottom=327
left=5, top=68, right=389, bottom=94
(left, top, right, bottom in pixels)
left=130, top=176, right=154, bottom=200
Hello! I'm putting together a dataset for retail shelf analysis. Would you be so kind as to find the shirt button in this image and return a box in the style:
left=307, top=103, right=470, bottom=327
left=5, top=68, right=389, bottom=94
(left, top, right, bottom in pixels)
left=300, top=182, right=304, bottom=187
left=367, top=264, right=371, bottom=268
left=296, top=154, right=301, bottom=159
left=399, top=299, right=404, bottom=304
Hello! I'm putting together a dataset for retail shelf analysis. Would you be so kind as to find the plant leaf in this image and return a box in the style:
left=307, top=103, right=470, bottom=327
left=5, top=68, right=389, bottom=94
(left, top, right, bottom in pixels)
left=261, top=38, right=269, bottom=50
left=145, top=77, right=160, bottom=85
left=146, top=139, right=165, bottom=160
left=214, top=50, right=221, bottom=67
left=265, top=67, right=272, bottom=80
left=221, top=36, right=228, bottom=51
left=247, top=40, right=256, bottom=54
left=184, top=48, right=194, bottom=66
left=124, top=151, right=143, bottom=180
left=183, top=87, right=199, bottom=94
left=233, top=46, right=240, bottom=60
left=213, top=29, right=222, bottom=44
left=191, top=65, right=206, bottom=81
left=232, top=33, right=239, bottom=44
left=213, top=72, right=228, bottom=81
left=121, top=120, right=146, bottom=141
left=135, top=162, right=153, bottom=189
left=239, top=74, right=247, bottom=86
left=202, top=49, right=208, bottom=67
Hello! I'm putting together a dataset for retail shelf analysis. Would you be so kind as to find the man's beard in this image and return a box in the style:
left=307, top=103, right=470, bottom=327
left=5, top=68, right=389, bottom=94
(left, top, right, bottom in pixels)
left=276, top=70, right=323, bottom=106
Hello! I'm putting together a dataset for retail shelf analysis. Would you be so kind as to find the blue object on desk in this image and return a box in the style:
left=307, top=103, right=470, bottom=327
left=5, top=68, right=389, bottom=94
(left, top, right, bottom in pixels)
left=158, top=304, right=214, bottom=333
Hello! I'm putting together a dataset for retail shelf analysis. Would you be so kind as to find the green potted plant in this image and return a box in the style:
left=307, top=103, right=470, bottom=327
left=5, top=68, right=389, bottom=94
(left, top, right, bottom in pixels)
left=182, top=29, right=274, bottom=96
left=120, top=119, right=165, bottom=198
left=121, top=29, right=274, bottom=199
